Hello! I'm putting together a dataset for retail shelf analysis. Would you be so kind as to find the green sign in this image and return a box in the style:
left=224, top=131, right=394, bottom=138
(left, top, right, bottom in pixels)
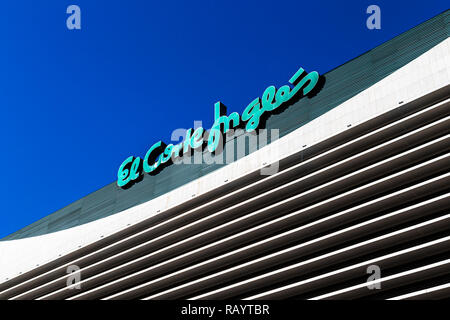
left=118, top=67, right=320, bottom=188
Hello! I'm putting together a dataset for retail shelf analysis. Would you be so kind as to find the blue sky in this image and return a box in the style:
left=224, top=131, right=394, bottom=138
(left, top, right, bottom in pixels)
left=0, top=0, right=447, bottom=238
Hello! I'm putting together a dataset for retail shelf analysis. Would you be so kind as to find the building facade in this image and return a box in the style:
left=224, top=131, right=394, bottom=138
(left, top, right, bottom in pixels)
left=0, top=11, right=449, bottom=300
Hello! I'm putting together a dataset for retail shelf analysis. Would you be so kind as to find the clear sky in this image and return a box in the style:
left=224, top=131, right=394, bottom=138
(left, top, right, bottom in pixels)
left=0, top=1, right=448, bottom=238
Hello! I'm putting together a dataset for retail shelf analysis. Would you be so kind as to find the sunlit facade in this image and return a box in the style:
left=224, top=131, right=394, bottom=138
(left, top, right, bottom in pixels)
left=0, top=11, right=449, bottom=300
